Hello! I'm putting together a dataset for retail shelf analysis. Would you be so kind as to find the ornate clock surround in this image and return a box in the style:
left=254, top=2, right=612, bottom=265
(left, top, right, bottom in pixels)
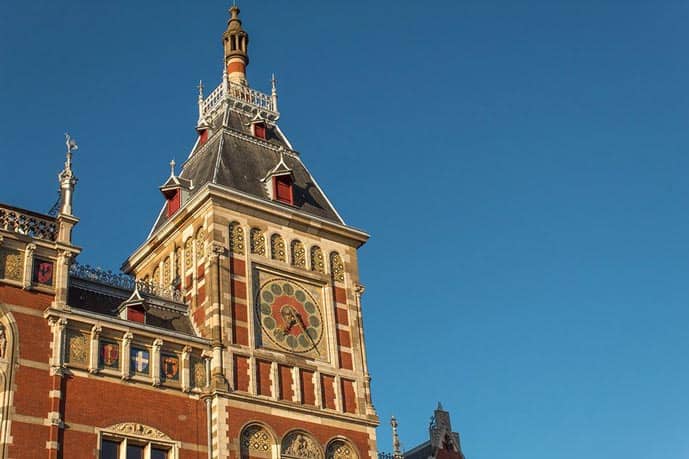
left=252, top=264, right=331, bottom=361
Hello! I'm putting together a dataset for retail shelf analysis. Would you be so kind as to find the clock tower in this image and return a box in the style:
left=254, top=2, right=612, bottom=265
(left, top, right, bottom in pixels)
left=122, top=5, right=378, bottom=459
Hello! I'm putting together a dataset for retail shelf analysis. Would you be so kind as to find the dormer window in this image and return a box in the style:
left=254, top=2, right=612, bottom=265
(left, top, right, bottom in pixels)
left=273, top=174, right=293, bottom=205
left=166, top=189, right=181, bottom=217
left=253, top=122, right=266, bottom=139
left=126, top=304, right=145, bottom=323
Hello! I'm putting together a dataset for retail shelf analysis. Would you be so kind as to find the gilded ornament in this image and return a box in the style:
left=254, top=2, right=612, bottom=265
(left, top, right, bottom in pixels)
left=291, top=241, right=306, bottom=268
left=192, top=359, right=206, bottom=389
left=310, top=246, right=324, bottom=273
left=0, top=248, right=23, bottom=282
left=196, top=229, right=206, bottom=259
left=250, top=228, right=265, bottom=256
left=241, top=425, right=272, bottom=454
left=67, top=331, right=88, bottom=365
left=229, top=222, right=245, bottom=254
left=270, top=234, right=285, bottom=262
left=175, top=248, right=182, bottom=278
left=163, top=257, right=171, bottom=285
left=184, top=238, right=193, bottom=268
left=152, top=267, right=160, bottom=286
left=330, top=252, right=345, bottom=282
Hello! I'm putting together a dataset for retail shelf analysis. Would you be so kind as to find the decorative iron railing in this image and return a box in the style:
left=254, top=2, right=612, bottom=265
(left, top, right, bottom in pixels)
left=69, top=262, right=183, bottom=303
left=201, top=80, right=277, bottom=118
left=0, top=204, right=57, bottom=241
left=378, top=453, right=398, bottom=459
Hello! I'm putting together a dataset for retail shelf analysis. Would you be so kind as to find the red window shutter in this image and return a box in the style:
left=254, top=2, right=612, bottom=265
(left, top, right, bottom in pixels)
left=274, top=175, right=293, bottom=204
left=254, top=123, right=266, bottom=139
left=127, top=305, right=145, bottom=323
left=166, top=190, right=181, bottom=217
left=198, top=129, right=209, bottom=144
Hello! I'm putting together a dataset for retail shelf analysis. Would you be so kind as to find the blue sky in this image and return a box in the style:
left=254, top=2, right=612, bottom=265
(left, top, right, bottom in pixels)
left=2, top=1, right=689, bottom=458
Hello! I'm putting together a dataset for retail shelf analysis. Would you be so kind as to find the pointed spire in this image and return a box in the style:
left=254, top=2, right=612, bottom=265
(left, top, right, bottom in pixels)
left=271, top=73, right=278, bottom=112
left=391, top=416, right=402, bottom=459
left=222, top=4, right=249, bottom=85
left=169, top=159, right=176, bottom=177
left=437, top=401, right=444, bottom=411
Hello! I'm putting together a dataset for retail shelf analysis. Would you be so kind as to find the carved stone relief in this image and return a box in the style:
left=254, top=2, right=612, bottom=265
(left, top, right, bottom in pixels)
left=271, top=235, right=286, bottom=262
left=67, top=330, right=88, bottom=365
left=0, top=248, right=23, bottom=282
left=282, top=432, right=321, bottom=459
left=230, top=223, right=245, bottom=254
left=250, top=228, right=266, bottom=256
left=310, top=247, right=324, bottom=273
left=106, top=422, right=171, bottom=440
left=184, top=238, right=193, bottom=269
left=291, top=241, right=306, bottom=268
left=326, top=441, right=356, bottom=459
left=330, top=252, right=344, bottom=282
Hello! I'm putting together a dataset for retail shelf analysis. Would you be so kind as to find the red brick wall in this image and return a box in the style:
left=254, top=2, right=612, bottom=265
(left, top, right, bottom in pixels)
left=278, top=365, right=293, bottom=401
left=299, top=370, right=315, bottom=406
left=234, top=355, right=250, bottom=392
left=256, top=360, right=272, bottom=397
left=341, top=379, right=357, bottom=414
left=225, top=406, right=372, bottom=459
left=320, top=374, right=336, bottom=410
left=230, top=256, right=249, bottom=346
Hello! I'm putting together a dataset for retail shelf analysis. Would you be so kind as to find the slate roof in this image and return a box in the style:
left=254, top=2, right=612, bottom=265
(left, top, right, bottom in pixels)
left=67, top=277, right=196, bottom=336
left=149, top=106, right=342, bottom=235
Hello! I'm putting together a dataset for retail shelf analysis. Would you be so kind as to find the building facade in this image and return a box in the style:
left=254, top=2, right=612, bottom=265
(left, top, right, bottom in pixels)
left=0, top=5, right=378, bottom=459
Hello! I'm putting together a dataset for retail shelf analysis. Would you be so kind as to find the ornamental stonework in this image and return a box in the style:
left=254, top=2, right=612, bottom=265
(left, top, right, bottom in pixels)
left=196, top=229, right=206, bottom=259
left=163, top=257, right=171, bottom=285
left=241, top=425, right=273, bottom=455
left=310, top=246, right=324, bottom=273
left=271, top=234, right=285, bottom=262
left=152, top=267, right=160, bottom=286
left=230, top=223, right=245, bottom=254
left=330, top=252, right=344, bottom=282
left=184, top=238, right=193, bottom=268
left=326, top=441, right=356, bottom=459
left=67, top=331, right=88, bottom=365
left=107, top=423, right=171, bottom=440
left=250, top=228, right=266, bottom=256
left=0, top=248, right=23, bottom=282
left=175, top=247, right=182, bottom=278
left=282, top=432, right=320, bottom=459
left=291, top=241, right=306, bottom=268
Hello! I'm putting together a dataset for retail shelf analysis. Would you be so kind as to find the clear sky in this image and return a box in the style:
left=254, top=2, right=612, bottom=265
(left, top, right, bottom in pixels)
left=2, top=1, right=689, bottom=458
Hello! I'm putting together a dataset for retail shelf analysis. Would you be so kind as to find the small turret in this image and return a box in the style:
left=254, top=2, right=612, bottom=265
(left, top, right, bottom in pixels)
left=222, top=5, right=249, bottom=85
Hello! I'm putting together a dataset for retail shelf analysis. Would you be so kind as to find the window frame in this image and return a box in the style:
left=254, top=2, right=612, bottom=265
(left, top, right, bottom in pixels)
left=97, top=426, right=179, bottom=459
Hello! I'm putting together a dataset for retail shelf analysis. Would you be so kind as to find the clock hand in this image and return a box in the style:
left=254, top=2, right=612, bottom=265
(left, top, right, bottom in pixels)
left=294, top=311, right=320, bottom=356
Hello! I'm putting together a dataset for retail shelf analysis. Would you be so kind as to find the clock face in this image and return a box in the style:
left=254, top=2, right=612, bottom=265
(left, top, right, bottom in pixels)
left=256, top=279, right=324, bottom=355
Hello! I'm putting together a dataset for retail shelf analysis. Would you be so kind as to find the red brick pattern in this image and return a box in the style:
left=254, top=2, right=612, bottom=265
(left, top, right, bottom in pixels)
left=299, top=369, right=315, bottom=406
left=278, top=365, right=293, bottom=401
left=225, top=406, right=372, bottom=459
left=341, top=378, right=357, bottom=414
left=230, top=254, right=249, bottom=346
left=320, top=374, right=336, bottom=410
left=234, top=355, right=250, bottom=392
left=256, top=360, right=272, bottom=397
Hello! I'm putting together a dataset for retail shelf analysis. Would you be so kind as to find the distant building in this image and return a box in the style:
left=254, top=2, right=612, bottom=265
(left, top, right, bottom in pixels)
left=0, top=5, right=465, bottom=459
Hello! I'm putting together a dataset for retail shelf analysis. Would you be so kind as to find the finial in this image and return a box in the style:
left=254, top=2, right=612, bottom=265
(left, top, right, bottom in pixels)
left=59, top=133, right=79, bottom=216
left=271, top=73, right=278, bottom=112
left=391, top=416, right=402, bottom=459
left=437, top=401, right=444, bottom=411
left=198, top=80, right=204, bottom=99
left=169, top=159, right=176, bottom=177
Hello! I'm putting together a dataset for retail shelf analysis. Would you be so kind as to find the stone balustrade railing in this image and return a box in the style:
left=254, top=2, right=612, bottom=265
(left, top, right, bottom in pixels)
left=201, top=80, right=277, bottom=119
left=0, top=203, right=57, bottom=241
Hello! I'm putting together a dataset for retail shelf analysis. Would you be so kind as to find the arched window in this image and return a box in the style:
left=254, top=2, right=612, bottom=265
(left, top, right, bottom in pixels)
left=291, top=241, right=305, bottom=268
left=281, top=431, right=322, bottom=459
left=310, top=246, right=324, bottom=273
left=241, top=423, right=275, bottom=459
left=330, top=252, right=344, bottom=282
left=250, top=228, right=266, bottom=256
left=230, top=222, right=245, bottom=254
left=162, top=256, right=171, bottom=286
left=196, top=228, right=207, bottom=259
left=271, top=234, right=286, bottom=262
left=326, top=439, right=358, bottom=459
left=184, top=237, right=193, bottom=269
